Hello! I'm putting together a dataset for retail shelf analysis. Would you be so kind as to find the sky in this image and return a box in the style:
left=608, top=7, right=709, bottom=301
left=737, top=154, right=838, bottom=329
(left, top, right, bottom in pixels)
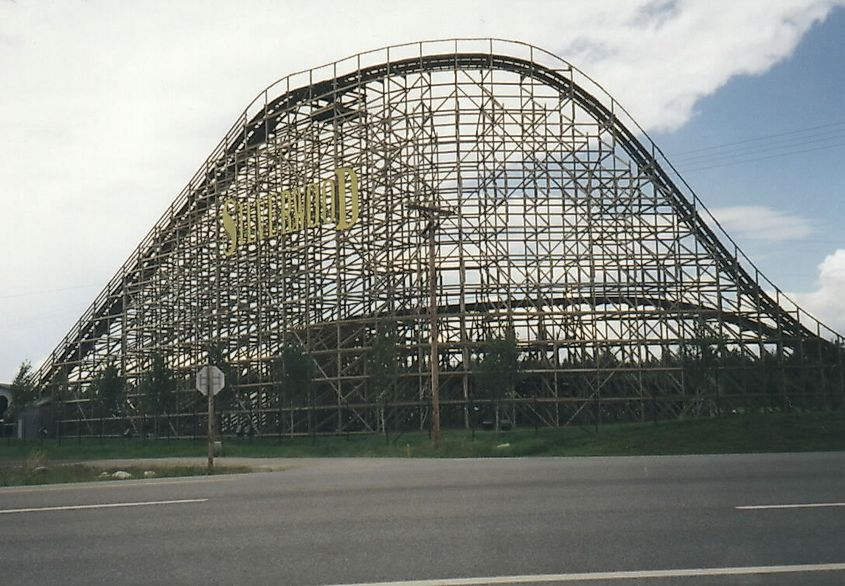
left=2, top=0, right=845, bottom=381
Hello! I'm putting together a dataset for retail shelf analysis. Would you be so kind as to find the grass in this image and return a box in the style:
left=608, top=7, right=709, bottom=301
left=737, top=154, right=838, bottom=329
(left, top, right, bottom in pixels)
left=0, top=449, right=250, bottom=487
left=0, top=464, right=249, bottom=487
left=1, top=410, right=843, bottom=465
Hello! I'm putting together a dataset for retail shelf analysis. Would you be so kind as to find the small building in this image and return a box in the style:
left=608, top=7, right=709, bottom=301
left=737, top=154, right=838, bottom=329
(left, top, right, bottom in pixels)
left=0, top=382, right=11, bottom=418
left=17, top=396, right=56, bottom=440
left=0, top=382, right=12, bottom=438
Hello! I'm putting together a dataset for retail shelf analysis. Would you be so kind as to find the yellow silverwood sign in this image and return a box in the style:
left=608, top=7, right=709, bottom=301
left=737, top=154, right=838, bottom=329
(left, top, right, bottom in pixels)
left=221, top=167, right=360, bottom=256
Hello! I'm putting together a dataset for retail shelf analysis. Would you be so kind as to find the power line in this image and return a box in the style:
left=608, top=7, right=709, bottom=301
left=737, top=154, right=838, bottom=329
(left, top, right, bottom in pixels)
left=670, top=119, right=845, bottom=157
left=673, top=127, right=845, bottom=165
left=681, top=139, right=845, bottom=173
left=0, top=283, right=100, bottom=300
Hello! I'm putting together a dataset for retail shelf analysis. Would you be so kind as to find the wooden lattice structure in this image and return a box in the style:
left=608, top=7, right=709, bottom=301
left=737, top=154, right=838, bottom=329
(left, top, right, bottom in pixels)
left=34, top=39, right=845, bottom=436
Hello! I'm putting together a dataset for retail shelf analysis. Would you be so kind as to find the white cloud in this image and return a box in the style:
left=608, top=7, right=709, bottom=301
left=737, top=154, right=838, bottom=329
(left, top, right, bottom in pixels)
left=555, top=0, right=843, bottom=131
left=0, top=0, right=842, bottom=379
left=790, top=250, right=845, bottom=335
left=708, top=206, right=814, bottom=241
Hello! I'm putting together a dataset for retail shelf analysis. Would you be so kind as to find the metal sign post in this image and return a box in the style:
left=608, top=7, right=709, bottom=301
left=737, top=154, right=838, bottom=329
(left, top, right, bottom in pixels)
left=207, top=380, right=214, bottom=473
left=196, top=365, right=225, bottom=474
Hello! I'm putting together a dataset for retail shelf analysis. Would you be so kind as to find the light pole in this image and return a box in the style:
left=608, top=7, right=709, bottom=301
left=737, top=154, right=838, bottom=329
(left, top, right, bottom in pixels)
left=408, top=202, right=454, bottom=449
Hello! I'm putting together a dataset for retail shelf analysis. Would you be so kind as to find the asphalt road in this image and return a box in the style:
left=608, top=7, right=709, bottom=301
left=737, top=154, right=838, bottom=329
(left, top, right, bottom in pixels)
left=2, top=453, right=844, bottom=585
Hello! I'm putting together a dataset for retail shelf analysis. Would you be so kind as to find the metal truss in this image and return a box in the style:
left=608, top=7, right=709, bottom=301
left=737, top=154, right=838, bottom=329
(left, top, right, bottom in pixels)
left=34, top=39, right=845, bottom=436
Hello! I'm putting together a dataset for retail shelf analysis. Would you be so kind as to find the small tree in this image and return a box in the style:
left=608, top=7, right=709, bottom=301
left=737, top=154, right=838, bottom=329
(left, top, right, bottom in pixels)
left=271, top=355, right=287, bottom=408
left=207, top=344, right=236, bottom=412
left=9, top=360, right=37, bottom=420
left=45, top=371, right=69, bottom=404
left=279, top=343, right=313, bottom=399
left=278, top=342, right=313, bottom=436
left=270, top=354, right=289, bottom=438
left=368, top=324, right=399, bottom=436
left=476, top=331, right=520, bottom=432
left=90, top=360, right=124, bottom=417
left=139, top=353, right=176, bottom=416
left=44, top=369, right=70, bottom=435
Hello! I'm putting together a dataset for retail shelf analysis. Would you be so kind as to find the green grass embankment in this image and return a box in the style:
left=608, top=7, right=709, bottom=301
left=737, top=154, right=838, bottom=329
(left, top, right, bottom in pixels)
left=0, top=460, right=249, bottom=487
left=1, top=410, right=843, bottom=463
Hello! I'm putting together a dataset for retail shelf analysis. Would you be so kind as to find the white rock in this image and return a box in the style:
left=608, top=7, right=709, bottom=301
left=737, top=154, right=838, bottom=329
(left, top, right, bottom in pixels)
left=112, top=470, right=133, bottom=480
left=143, top=470, right=156, bottom=478
left=99, top=471, right=111, bottom=478
left=496, top=443, right=511, bottom=449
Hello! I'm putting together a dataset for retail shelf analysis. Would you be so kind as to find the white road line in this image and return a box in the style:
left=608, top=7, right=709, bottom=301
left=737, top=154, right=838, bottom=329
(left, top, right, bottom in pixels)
left=737, top=502, right=845, bottom=510
left=0, top=498, right=208, bottom=514
left=327, top=563, right=845, bottom=586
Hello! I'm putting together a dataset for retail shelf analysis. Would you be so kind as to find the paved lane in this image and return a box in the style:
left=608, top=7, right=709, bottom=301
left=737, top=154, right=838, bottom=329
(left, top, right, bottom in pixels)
left=2, top=453, right=844, bottom=585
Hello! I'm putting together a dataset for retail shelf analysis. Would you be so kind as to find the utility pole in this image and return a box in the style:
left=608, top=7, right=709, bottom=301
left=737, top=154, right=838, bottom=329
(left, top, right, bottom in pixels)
left=408, top=202, right=454, bottom=449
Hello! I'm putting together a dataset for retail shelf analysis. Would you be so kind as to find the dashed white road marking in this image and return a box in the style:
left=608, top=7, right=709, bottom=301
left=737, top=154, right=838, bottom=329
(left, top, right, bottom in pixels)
left=0, top=498, right=208, bottom=514
left=736, top=502, right=845, bottom=510
left=326, top=563, right=845, bottom=585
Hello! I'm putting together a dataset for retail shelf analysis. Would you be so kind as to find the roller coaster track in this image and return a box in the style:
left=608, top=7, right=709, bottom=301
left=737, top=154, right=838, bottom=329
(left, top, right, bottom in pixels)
left=34, top=42, right=840, bottom=389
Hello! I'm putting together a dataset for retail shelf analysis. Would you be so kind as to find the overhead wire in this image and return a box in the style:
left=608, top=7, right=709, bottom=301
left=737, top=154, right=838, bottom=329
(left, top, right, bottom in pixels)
left=664, top=119, right=845, bottom=172
left=0, top=283, right=100, bottom=300
left=671, top=119, right=845, bottom=157
left=682, top=140, right=845, bottom=172
left=675, top=127, right=845, bottom=164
